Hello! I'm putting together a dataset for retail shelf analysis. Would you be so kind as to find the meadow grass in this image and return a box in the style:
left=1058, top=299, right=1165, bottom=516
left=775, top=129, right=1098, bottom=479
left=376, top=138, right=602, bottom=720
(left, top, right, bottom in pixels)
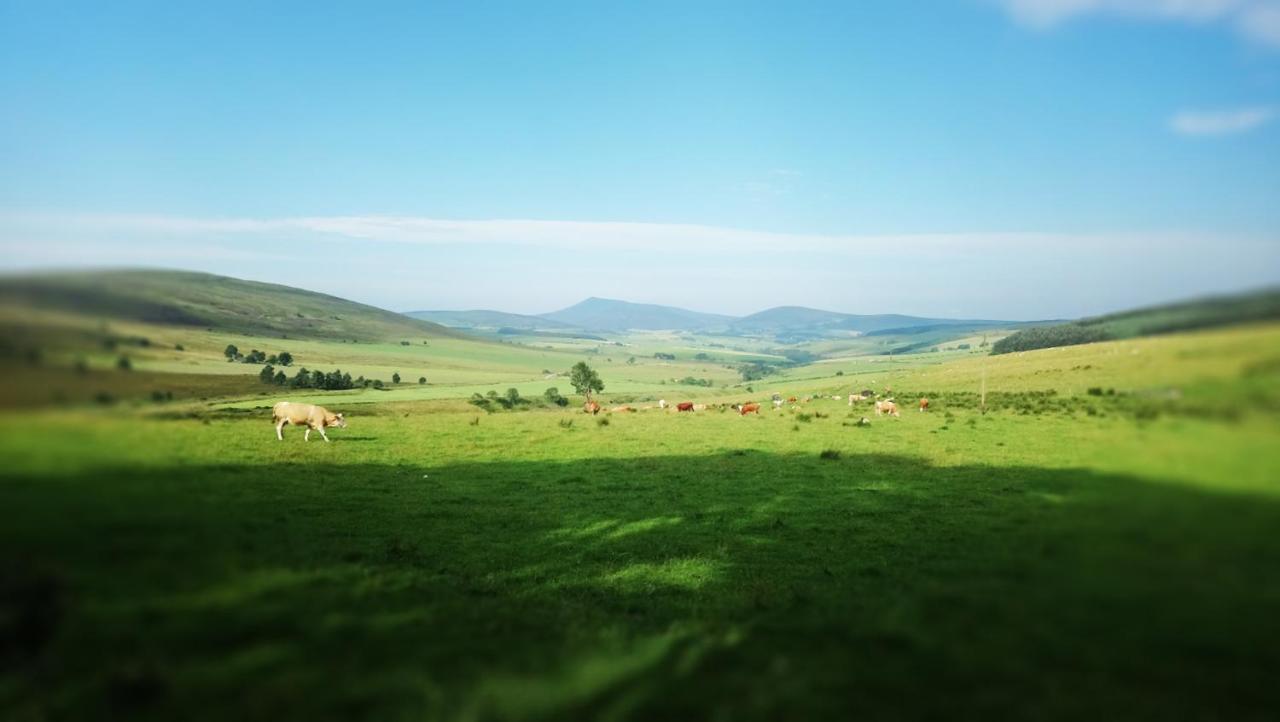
left=2, top=325, right=1279, bottom=720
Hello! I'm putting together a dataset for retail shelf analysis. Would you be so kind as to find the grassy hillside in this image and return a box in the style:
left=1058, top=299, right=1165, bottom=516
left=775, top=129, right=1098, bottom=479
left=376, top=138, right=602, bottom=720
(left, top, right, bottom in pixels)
left=539, top=297, right=736, bottom=331
left=0, top=269, right=465, bottom=342
left=2, top=322, right=1278, bottom=720
left=993, top=287, right=1280, bottom=354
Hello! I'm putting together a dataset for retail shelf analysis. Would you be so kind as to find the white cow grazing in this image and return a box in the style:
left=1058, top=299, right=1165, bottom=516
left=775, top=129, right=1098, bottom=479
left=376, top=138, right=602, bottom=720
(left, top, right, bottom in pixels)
left=658, top=399, right=668, bottom=410
left=772, top=398, right=783, bottom=409
left=273, top=401, right=347, bottom=442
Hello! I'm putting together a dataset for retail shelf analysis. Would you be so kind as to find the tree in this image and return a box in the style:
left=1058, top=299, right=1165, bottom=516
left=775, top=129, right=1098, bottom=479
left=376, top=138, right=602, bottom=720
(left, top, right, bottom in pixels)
left=392, top=372, right=401, bottom=384
left=569, top=361, right=604, bottom=401
left=117, top=355, right=132, bottom=371
left=544, top=386, right=563, bottom=403
left=224, top=344, right=239, bottom=361
left=505, top=387, right=523, bottom=407
left=276, top=351, right=293, bottom=366
left=273, top=370, right=287, bottom=385
left=259, top=364, right=276, bottom=384
left=418, top=376, right=427, bottom=385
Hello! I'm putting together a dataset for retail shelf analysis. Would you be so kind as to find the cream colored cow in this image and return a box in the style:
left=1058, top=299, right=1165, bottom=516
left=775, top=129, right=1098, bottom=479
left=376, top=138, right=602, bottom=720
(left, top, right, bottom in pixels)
left=272, top=401, right=346, bottom=442
left=874, top=399, right=900, bottom=417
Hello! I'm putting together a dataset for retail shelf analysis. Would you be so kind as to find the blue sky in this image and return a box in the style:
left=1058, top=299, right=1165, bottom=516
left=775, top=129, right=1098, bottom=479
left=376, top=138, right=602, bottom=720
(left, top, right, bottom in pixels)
left=1, top=0, right=1277, bottom=318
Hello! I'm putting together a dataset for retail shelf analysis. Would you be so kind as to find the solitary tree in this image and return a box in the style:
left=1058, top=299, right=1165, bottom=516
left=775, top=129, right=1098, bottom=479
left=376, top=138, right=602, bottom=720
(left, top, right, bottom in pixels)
left=569, top=361, right=604, bottom=401
left=418, top=376, right=427, bottom=385
left=223, top=344, right=239, bottom=361
left=392, top=372, right=401, bottom=384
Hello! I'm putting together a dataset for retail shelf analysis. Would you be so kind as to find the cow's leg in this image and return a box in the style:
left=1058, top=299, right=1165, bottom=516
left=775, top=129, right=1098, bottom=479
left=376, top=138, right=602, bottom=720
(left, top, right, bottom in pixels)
left=276, top=419, right=286, bottom=440
left=319, top=427, right=330, bottom=442
left=304, top=427, right=311, bottom=442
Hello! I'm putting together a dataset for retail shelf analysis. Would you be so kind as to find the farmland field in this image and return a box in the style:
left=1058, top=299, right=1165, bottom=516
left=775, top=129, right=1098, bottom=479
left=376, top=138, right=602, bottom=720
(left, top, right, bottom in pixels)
left=3, top=324, right=1279, bottom=720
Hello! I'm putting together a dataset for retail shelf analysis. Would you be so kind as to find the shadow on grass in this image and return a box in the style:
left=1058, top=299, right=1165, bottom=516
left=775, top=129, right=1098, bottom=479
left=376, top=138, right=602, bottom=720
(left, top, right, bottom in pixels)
left=2, top=452, right=1279, bottom=721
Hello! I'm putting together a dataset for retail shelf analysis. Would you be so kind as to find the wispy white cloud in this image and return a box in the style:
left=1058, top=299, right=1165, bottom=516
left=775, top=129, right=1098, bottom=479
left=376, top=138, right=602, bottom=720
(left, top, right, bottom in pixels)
left=1, top=212, right=1275, bottom=319
left=0, top=210, right=1143, bottom=257
left=995, top=0, right=1280, bottom=47
left=1169, top=106, right=1276, bottom=134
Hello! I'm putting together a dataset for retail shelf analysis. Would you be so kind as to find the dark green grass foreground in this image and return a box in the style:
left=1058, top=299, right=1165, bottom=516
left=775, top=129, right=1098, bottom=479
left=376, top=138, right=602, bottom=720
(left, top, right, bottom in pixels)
left=4, top=445, right=1279, bottom=720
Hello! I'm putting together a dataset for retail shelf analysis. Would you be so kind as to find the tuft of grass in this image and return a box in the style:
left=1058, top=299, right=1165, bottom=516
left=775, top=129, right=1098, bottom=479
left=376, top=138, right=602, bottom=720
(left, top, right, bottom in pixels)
left=558, top=418, right=574, bottom=429
left=596, top=416, right=609, bottom=427
left=819, top=448, right=841, bottom=460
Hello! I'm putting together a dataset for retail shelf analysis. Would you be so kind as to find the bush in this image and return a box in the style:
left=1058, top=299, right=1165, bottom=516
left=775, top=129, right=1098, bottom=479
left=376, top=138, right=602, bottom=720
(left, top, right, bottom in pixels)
left=419, top=377, right=427, bottom=385
left=174, top=344, right=184, bottom=351
left=116, top=356, right=132, bottom=371
left=819, top=449, right=841, bottom=460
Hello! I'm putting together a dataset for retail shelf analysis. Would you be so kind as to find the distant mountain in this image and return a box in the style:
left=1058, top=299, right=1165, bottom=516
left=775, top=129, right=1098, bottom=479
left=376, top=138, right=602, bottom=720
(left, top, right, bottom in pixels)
left=0, top=269, right=466, bottom=342
left=992, top=287, right=1280, bottom=355
left=405, top=309, right=575, bottom=332
left=538, top=297, right=736, bottom=331
left=731, top=306, right=1010, bottom=335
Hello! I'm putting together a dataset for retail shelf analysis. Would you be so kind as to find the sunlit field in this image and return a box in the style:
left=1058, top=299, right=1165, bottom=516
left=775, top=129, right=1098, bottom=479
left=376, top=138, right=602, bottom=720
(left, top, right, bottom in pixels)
left=4, top=324, right=1279, bottom=720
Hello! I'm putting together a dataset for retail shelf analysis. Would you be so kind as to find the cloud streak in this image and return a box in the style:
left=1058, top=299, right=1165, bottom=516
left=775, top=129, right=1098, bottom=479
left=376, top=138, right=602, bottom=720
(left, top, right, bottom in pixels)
left=995, top=0, right=1280, bottom=47
left=0, top=211, right=1177, bottom=257
left=1169, top=106, right=1276, bottom=134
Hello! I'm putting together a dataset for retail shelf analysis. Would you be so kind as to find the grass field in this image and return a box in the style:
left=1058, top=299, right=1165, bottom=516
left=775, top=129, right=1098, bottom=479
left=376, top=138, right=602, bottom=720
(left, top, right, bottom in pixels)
left=3, top=323, right=1279, bottom=720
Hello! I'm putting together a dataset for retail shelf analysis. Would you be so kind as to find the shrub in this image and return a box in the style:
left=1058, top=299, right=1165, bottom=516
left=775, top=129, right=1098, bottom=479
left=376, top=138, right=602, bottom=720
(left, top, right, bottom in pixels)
left=116, top=356, right=132, bottom=371
left=596, top=417, right=609, bottom=427
left=174, top=344, right=184, bottom=351
left=819, top=449, right=841, bottom=460
left=419, top=377, right=427, bottom=385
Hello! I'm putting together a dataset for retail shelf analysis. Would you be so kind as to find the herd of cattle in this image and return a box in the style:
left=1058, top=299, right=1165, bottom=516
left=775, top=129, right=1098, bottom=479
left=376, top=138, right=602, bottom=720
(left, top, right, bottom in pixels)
left=270, top=393, right=930, bottom=442
left=583, top=391, right=929, bottom=417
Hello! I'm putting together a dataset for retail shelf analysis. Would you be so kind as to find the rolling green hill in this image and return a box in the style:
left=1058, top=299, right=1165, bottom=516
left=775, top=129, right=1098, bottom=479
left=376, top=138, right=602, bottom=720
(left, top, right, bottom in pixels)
left=992, top=287, right=1280, bottom=355
left=0, top=269, right=467, bottom=342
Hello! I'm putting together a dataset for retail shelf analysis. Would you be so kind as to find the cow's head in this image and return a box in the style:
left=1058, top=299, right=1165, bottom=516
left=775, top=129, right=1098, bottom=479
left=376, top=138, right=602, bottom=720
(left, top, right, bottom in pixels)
left=330, top=412, right=347, bottom=428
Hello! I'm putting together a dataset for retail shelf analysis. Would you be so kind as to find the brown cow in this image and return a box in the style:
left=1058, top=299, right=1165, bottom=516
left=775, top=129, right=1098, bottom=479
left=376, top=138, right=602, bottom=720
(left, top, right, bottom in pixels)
left=787, top=396, right=798, bottom=403
left=584, top=401, right=601, bottom=415
left=919, top=398, right=930, bottom=412
left=677, top=402, right=694, bottom=412
left=738, top=403, right=761, bottom=415
left=273, top=401, right=346, bottom=442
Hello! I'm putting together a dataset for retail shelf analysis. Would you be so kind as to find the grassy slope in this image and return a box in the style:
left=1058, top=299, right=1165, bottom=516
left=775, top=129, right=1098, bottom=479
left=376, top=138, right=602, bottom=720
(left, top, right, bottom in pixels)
left=993, top=287, right=1280, bottom=354
left=2, top=324, right=1279, bottom=720
left=0, top=269, right=465, bottom=342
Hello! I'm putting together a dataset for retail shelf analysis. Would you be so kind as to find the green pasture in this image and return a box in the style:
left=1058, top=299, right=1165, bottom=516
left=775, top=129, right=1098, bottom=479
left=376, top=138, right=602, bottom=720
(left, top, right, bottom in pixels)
left=3, top=323, right=1280, bottom=720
